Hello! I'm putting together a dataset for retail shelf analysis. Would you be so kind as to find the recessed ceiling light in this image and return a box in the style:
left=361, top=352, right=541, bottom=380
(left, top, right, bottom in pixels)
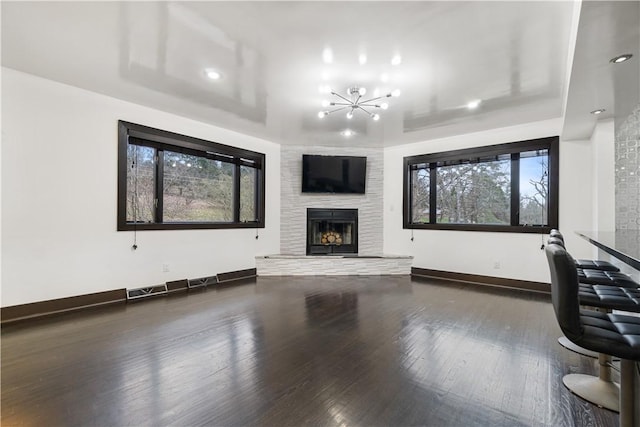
left=590, top=108, right=606, bottom=115
left=322, top=47, right=333, bottom=64
left=391, top=55, right=402, bottom=66
left=359, top=54, right=367, bottom=65
left=467, top=99, right=481, bottom=109
left=610, top=54, right=633, bottom=64
left=205, top=69, right=221, bottom=80
left=342, top=129, right=354, bottom=137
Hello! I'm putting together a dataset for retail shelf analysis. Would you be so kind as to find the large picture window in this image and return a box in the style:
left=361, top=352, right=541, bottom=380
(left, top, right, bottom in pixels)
left=118, top=121, right=265, bottom=231
left=403, top=136, right=558, bottom=233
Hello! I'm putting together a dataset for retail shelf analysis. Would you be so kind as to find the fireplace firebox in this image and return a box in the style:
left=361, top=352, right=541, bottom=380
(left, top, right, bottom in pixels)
left=307, top=208, right=358, bottom=255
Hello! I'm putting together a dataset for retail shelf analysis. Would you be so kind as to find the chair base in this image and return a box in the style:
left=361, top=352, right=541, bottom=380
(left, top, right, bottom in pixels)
left=563, top=373, right=619, bottom=412
left=558, top=336, right=599, bottom=358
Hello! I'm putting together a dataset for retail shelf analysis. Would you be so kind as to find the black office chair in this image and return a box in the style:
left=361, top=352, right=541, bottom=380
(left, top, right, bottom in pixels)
left=545, top=243, right=640, bottom=427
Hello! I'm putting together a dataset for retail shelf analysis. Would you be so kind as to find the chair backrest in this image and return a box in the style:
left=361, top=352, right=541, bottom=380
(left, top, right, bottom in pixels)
left=544, top=244, right=583, bottom=342
left=547, top=236, right=565, bottom=248
left=549, top=229, right=564, bottom=242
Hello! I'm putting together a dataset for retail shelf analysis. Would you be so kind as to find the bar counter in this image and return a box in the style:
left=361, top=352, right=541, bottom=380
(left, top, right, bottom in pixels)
left=576, top=230, right=640, bottom=271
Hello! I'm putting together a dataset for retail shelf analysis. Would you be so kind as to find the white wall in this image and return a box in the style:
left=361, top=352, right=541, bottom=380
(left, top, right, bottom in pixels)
left=1, top=68, right=281, bottom=306
left=383, top=118, right=598, bottom=283
left=591, top=119, right=615, bottom=233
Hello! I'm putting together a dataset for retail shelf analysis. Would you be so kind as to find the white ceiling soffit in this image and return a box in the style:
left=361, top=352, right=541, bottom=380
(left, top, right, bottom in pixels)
left=562, top=1, right=640, bottom=141
left=2, top=1, right=576, bottom=147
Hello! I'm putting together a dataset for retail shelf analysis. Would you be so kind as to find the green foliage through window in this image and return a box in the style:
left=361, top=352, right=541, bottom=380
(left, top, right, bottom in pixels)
left=118, top=121, right=265, bottom=231
left=403, top=137, right=558, bottom=233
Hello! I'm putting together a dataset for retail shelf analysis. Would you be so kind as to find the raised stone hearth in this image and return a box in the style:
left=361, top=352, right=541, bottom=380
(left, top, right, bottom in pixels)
left=255, top=255, right=413, bottom=276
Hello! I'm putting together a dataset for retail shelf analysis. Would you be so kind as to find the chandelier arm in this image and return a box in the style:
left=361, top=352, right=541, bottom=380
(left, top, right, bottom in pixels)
left=360, top=96, right=384, bottom=104
left=331, top=102, right=353, bottom=106
left=327, top=106, right=350, bottom=114
left=331, top=92, right=353, bottom=104
left=359, top=103, right=381, bottom=108
left=357, top=106, right=375, bottom=116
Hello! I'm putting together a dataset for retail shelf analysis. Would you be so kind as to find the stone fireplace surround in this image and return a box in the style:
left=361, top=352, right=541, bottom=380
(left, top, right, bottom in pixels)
left=279, top=145, right=384, bottom=255
left=255, top=145, right=412, bottom=276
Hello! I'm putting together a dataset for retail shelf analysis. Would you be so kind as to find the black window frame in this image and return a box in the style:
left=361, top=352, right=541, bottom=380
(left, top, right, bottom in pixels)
left=118, top=120, right=265, bottom=231
left=403, top=136, right=559, bottom=233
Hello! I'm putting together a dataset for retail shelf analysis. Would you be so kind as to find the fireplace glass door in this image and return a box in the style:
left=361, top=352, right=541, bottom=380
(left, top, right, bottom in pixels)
left=307, top=208, right=358, bottom=255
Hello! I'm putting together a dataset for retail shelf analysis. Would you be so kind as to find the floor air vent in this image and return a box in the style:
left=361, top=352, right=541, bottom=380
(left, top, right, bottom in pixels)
left=126, top=284, right=168, bottom=300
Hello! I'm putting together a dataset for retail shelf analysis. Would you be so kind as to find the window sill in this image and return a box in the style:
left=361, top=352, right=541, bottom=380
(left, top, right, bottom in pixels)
left=404, top=223, right=553, bottom=233
left=118, top=221, right=264, bottom=231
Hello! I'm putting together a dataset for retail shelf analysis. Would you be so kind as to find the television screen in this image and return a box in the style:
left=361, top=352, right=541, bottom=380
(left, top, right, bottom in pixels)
left=302, top=155, right=366, bottom=194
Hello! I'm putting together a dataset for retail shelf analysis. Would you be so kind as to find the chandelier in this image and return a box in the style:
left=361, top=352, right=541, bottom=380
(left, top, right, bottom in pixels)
left=318, top=87, right=400, bottom=121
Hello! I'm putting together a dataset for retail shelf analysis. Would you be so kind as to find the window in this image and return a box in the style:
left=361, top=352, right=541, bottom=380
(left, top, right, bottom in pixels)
left=403, top=136, right=558, bottom=233
left=118, top=121, right=265, bottom=230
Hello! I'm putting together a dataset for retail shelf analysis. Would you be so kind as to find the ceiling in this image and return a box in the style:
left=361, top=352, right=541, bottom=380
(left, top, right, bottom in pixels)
left=1, top=1, right=637, bottom=147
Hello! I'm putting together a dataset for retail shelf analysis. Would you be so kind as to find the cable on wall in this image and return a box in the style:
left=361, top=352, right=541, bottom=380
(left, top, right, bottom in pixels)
left=539, top=154, right=548, bottom=250
left=131, top=144, right=139, bottom=251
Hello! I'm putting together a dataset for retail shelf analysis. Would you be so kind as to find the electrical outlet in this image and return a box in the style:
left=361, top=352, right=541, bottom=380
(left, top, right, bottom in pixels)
left=493, top=261, right=501, bottom=269
left=162, top=264, right=170, bottom=273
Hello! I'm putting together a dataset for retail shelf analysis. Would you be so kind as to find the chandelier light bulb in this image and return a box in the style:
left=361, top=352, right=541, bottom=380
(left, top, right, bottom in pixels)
left=347, top=111, right=354, bottom=119
left=381, top=103, right=389, bottom=110
left=372, top=114, right=380, bottom=121
left=358, top=87, right=366, bottom=96
left=391, top=55, right=402, bottom=66
left=342, top=129, right=354, bottom=137
left=318, top=111, right=327, bottom=118
left=321, top=100, right=330, bottom=107
left=392, top=89, right=401, bottom=97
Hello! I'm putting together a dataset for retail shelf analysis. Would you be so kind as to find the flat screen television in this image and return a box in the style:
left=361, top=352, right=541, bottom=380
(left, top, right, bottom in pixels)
left=302, top=155, right=366, bottom=194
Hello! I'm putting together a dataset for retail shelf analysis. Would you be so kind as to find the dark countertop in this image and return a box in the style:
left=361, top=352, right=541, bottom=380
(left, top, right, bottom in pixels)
left=576, top=230, right=640, bottom=271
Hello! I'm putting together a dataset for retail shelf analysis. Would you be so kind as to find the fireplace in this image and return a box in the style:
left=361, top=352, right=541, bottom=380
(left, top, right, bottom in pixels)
left=307, top=208, right=358, bottom=255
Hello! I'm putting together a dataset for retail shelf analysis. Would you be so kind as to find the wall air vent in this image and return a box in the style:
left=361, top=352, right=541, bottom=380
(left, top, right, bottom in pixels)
left=126, top=284, right=168, bottom=300
left=188, top=275, right=218, bottom=289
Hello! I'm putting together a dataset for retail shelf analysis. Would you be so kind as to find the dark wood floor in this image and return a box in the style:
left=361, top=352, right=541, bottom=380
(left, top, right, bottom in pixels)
left=1, top=276, right=618, bottom=426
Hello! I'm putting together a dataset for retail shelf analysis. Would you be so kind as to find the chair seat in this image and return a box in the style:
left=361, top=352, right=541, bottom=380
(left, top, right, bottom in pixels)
left=577, top=268, right=639, bottom=288
left=577, top=310, right=640, bottom=360
left=575, top=259, right=619, bottom=272
left=578, top=284, right=640, bottom=312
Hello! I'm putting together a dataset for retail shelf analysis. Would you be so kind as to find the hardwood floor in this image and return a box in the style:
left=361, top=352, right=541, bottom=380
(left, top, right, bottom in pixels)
left=1, top=276, right=618, bottom=426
